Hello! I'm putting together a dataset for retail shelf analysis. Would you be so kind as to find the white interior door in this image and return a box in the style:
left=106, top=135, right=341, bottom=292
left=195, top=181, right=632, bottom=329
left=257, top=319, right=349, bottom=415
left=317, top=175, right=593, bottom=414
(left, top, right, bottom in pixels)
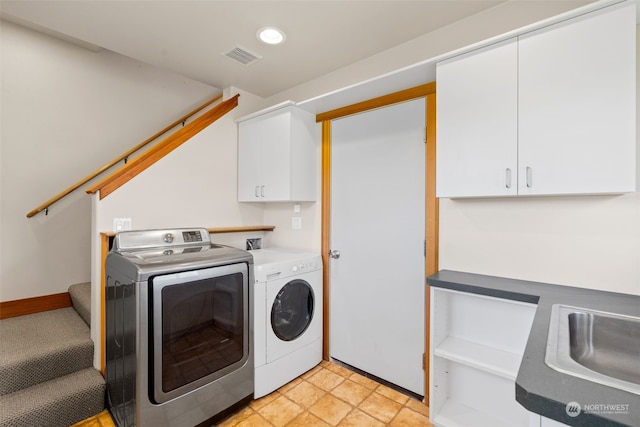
left=329, top=99, right=425, bottom=396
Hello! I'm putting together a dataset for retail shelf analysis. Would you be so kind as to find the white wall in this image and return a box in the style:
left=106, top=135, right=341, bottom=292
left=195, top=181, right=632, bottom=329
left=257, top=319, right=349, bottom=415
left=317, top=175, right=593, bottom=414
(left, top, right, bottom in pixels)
left=439, top=194, right=640, bottom=295
left=263, top=201, right=321, bottom=251
left=0, top=20, right=219, bottom=301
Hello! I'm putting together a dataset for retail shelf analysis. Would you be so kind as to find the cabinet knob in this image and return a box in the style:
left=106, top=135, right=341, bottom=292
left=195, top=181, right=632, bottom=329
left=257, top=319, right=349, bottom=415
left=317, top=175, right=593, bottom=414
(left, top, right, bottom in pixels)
left=329, top=250, right=341, bottom=259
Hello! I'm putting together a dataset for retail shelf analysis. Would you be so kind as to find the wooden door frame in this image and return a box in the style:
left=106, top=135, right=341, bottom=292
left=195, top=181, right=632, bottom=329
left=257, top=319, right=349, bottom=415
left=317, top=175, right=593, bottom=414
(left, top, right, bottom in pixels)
left=317, top=82, right=438, bottom=402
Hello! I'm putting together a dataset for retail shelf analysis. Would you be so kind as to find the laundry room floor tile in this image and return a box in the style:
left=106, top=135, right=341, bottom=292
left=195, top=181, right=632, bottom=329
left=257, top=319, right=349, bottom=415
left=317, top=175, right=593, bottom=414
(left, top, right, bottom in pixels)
left=347, top=371, right=381, bottom=390
left=306, top=367, right=346, bottom=391
left=358, top=392, right=404, bottom=424
left=308, top=394, right=353, bottom=425
left=76, top=361, right=434, bottom=427
left=337, top=409, right=386, bottom=427
left=376, top=383, right=411, bottom=405
left=285, top=379, right=327, bottom=408
left=389, top=407, right=432, bottom=427
left=330, top=379, right=372, bottom=406
left=257, top=395, right=304, bottom=426
left=220, top=360, right=435, bottom=427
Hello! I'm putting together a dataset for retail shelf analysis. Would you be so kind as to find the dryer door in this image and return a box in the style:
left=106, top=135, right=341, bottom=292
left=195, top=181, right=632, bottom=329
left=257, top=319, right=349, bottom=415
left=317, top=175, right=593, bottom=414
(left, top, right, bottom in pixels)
left=266, top=273, right=321, bottom=363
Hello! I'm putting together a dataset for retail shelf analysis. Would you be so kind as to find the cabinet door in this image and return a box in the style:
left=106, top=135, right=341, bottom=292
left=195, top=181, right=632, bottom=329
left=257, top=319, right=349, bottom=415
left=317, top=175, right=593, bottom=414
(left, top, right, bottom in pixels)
left=238, top=119, right=264, bottom=201
left=518, top=3, right=636, bottom=195
left=259, top=108, right=293, bottom=201
left=238, top=105, right=317, bottom=202
left=436, top=38, right=518, bottom=198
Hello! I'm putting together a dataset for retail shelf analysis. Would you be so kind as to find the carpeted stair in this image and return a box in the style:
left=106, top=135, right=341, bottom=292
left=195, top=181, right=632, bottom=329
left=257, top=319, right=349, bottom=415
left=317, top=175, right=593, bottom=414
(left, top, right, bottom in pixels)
left=0, top=283, right=105, bottom=427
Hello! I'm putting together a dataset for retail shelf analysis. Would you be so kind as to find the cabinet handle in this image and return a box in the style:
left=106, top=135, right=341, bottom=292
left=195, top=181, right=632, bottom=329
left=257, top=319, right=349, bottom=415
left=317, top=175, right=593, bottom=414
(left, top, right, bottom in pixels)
left=255, top=186, right=260, bottom=198
left=505, top=168, right=512, bottom=189
left=526, top=167, right=533, bottom=188
left=260, top=185, right=265, bottom=197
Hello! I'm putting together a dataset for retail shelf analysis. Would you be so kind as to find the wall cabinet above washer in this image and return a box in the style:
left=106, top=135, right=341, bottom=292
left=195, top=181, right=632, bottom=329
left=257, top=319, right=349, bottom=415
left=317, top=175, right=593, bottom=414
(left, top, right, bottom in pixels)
left=436, top=2, right=636, bottom=198
left=237, top=103, right=317, bottom=202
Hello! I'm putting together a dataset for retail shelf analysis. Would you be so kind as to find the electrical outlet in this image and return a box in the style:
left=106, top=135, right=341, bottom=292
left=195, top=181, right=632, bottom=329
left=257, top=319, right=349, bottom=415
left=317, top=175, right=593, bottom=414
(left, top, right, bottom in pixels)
left=113, top=218, right=132, bottom=232
left=292, top=217, right=302, bottom=230
left=246, top=238, right=262, bottom=250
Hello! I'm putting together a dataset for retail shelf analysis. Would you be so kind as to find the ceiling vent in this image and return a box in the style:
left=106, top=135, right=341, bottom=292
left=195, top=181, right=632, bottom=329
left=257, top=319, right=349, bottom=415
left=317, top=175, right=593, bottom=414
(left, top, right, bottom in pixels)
left=222, top=45, right=262, bottom=66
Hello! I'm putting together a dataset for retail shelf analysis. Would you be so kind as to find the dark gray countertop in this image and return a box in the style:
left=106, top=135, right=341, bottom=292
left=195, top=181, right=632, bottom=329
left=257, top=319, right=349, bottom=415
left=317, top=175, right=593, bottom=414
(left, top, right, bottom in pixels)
left=427, top=270, right=640, bottom=427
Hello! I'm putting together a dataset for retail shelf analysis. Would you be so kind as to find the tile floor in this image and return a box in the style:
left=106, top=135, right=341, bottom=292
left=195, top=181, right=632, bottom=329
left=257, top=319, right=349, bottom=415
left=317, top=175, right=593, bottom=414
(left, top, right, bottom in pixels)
left=72, top=360, right=434, bottom=427
left=71, top=411, right=114, bottom=427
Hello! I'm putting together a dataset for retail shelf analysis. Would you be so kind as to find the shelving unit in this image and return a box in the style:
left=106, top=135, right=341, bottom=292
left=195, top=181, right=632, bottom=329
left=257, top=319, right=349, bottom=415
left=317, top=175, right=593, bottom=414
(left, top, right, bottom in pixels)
left=430, top=288, right=537, bottom=427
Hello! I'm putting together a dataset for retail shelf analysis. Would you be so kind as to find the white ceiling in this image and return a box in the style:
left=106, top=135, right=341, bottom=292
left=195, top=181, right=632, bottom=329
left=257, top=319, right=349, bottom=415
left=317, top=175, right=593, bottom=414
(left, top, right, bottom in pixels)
left=0, top=0, right=504, bottom=97
left=0, top=0, right=512, bottom=98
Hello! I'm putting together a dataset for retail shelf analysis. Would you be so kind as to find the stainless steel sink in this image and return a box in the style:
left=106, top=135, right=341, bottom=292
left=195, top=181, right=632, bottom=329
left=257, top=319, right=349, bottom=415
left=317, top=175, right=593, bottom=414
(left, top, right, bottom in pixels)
left=545, top=304, right=640, bottom=395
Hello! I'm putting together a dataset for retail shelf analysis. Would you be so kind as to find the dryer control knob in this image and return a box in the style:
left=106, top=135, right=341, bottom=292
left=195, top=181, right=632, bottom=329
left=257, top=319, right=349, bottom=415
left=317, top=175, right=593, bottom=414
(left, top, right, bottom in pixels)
left=292, top=265, right=298, bottom=272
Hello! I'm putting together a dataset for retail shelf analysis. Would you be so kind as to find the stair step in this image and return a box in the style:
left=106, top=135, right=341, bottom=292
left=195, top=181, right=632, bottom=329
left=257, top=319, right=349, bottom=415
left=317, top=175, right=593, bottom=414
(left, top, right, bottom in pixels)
left=68, top=282, right=91, bottom=327
left=0, top=307, right=93, bottom=395
left=0, top=367, right=105, bottom=427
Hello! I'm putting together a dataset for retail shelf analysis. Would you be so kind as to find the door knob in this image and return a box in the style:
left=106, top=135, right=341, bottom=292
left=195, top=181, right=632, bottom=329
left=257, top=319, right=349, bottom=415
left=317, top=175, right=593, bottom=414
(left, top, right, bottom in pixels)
left=329, top=250, right=341, bottom=259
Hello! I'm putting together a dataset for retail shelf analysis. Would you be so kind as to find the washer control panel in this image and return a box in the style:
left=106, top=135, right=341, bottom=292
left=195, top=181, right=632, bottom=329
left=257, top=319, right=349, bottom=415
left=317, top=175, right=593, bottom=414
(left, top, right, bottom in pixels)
left=251, top=249, right=322, bottom=282
left=291, top=260, right=320, bottom=273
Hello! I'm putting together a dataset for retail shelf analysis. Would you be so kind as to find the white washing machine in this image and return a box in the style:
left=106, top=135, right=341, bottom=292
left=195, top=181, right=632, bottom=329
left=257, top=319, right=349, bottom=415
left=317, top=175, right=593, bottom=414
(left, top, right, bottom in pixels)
left=250, top=248, right=323, bottom=398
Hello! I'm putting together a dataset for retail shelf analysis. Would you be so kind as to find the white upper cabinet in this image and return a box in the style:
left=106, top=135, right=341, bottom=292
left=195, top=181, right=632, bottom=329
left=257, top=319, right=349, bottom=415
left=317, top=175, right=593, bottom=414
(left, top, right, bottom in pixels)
left=518, top=3, right=636, bottom=195
left=237, top=103, right=317, bottom=202
left=437, top=39, right=519, bottom=197
left=437, top=2, right=636, bottom=198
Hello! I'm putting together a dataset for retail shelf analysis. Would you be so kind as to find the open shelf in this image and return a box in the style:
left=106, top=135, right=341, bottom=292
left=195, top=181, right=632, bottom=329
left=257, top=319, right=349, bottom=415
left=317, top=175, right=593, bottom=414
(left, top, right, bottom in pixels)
left=434, top=336, right=521, bottom=380
left=435, top=399, right=523, bottom=427
left=430, top=287, right=537, bottom=427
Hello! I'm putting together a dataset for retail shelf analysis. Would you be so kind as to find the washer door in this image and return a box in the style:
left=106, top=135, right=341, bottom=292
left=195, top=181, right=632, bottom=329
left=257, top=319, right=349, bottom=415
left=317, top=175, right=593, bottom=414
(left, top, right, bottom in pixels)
left=271, top=279, right=314, bottom=341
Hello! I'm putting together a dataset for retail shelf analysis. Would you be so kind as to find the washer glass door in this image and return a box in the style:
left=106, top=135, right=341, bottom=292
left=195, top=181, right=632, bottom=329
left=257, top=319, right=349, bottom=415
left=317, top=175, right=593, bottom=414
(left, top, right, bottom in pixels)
left=271, top=279, right=314, bottom=341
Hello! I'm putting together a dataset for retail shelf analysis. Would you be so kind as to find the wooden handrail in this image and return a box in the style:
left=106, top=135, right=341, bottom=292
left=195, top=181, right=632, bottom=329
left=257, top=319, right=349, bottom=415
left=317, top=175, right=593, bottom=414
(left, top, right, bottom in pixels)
left=26, top=93, right=223, bottom=218
left=87, top=94, right=240, bottom=199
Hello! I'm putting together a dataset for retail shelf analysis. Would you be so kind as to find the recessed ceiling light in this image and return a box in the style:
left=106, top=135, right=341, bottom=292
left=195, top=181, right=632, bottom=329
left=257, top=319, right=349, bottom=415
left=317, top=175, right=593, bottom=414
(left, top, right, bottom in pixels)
left=257, top=27, right=286, bottom=45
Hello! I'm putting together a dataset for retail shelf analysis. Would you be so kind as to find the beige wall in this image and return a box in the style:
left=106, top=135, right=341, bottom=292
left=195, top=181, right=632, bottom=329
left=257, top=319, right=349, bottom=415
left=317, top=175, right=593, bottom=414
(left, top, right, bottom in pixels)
left=2, top=0, right=638, bottom=305
left=0, top=20, right=219, bottom=301
left=438, top=194, right=640, bottom=295
left=0, top=17, right=322, bottom=311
